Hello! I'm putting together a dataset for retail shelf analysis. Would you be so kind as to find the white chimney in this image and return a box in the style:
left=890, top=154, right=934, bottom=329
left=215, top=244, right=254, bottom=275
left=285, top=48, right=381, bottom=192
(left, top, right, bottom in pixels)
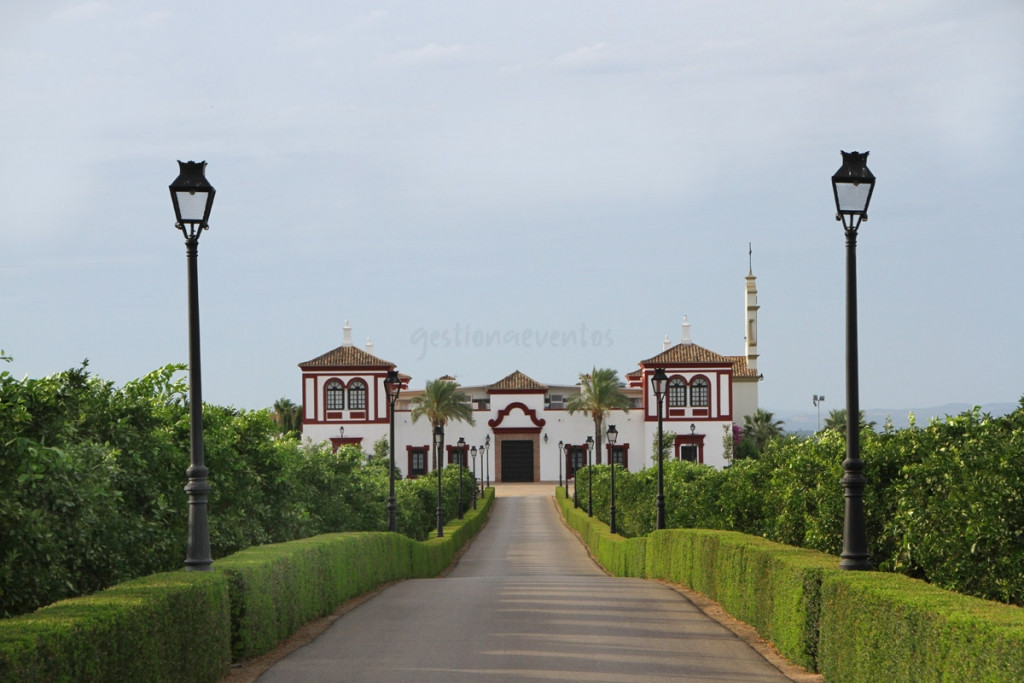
left=342, top=320, right=353, bottom=347
left=663, top=334, right=671, bottom=351
left=681, top=316, right=692, bottom=344
left=366, top=337, right=374, bottom=354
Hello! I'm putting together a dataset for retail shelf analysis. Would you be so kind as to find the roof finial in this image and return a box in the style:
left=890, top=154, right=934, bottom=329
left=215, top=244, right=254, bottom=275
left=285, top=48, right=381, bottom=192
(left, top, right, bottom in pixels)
left=748, top=242, right=753, bottom=275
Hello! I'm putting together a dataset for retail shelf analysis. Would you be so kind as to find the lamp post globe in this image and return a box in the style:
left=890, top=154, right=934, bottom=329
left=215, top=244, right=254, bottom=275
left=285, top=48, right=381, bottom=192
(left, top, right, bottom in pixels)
left=384, top=369, right=402, bottom=533
left=607, top=424, right=618, bottom=534
left=170, top=160, right=215, bottom=572
left=832, top=150, right=875, bottom=571
left=652, top=368, right=668, bottom=530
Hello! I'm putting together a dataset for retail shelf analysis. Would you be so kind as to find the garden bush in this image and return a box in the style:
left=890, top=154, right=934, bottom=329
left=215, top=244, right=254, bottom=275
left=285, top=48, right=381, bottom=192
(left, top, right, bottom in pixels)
left=0, top=362, right=481, bottom=617
left=575, top=400, right=1024, bottom=606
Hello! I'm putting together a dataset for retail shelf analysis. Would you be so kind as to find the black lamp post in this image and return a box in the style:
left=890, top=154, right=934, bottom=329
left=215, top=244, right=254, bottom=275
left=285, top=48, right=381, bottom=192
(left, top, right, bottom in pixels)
left=558, top=440, right=565, bottom=497
left=170, top=160, right=215, bottom=572
left=652, top=368, right=668, bottom=530
left=384, top=369, right=402, bottom=532
left=484, top=434, right=490, bottom=489
left=607, top=424, right=618, bottom=534
left=456, top=437, right=466, bottom=519
left=572, top=444, right=579, bottom=509
left=832, top=150, right=876, bottom=571
left=585, top=435, right=594, bottom=517
left=470, top=445, right=478, bottom=509
left=434, top=424, right=444, bottom=537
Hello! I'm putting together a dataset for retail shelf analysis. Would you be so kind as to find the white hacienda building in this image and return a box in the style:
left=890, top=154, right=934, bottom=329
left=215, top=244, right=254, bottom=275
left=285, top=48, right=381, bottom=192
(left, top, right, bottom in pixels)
left=299, top=268, right=762, bottom=482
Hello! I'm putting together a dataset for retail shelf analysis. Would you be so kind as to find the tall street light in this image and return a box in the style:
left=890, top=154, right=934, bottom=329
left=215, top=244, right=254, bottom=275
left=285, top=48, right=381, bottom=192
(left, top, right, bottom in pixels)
left=558, top=440, right=565, bottom=498
left=434, top=424, right=444, bottom=538
left=652, top=368, right=668, bottom=530
left=456, top=437, right=466, bottom=519
left=170, top=160, right=215, bottom=572
left=484, top=434, right=490, bottom=489
left=470, top=445, right=478, bottom=509
left=572, top=444, right=579, bottom=509
left=832, top=150, right=876, bottom=571
left=607, top=425, right=618, bottom=534
left=813, top=394, right=826, bottom=432
left=384, top=369, right=402, bottom=532
left=585, top=435, right=594, bottom=517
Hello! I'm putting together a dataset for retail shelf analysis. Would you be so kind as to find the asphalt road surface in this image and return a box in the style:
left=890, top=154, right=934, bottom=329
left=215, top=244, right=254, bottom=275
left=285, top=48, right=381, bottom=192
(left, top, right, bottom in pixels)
left=256, top=484, right=792, bottom=682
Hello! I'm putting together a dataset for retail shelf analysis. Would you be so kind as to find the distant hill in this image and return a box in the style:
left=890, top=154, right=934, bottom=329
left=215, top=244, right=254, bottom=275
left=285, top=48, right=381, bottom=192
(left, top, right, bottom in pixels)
left=773, top=402, right=1019, bottom=436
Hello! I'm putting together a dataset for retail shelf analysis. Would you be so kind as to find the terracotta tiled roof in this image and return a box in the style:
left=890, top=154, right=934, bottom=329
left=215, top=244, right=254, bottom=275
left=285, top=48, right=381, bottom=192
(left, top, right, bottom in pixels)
left=640, top=343, right=734, bottom=366
left=438, top=374, right=457, bottom=383
left=625, top=369, right=642, bottom=379
left=299, top=345, right=394, bottom=369
left=487, top=370, right=547, bottom=392
left=726, top=356, right=762, bottom=379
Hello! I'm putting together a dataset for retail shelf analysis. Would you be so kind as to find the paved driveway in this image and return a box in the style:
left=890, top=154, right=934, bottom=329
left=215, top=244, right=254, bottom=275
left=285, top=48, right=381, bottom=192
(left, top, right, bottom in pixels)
left=256, top=484, right=794, bottom=682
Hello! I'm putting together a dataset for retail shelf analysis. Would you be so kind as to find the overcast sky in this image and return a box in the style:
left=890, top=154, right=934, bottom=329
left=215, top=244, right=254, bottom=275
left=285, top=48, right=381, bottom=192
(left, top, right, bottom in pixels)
left=2, top=1, right=1022, bottom=415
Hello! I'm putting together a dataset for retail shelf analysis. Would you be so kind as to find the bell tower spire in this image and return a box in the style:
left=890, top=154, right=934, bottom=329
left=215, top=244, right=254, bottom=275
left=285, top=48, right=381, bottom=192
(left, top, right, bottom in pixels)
left=745, top=245, right=759, bottom=372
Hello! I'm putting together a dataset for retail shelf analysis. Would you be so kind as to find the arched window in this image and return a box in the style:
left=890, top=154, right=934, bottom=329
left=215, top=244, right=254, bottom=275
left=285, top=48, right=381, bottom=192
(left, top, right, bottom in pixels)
left=690, top=377, right=709, bottom=407
left=668, top=378, right=687, bottom=407
left=325, top=380, right=345, bottom=410
left=347, top=379, right=367, bottom=410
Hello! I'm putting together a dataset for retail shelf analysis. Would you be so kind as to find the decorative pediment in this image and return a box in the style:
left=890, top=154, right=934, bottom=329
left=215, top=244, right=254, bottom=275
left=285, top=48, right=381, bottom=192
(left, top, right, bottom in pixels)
left=488, top=401, right=546, bottom=430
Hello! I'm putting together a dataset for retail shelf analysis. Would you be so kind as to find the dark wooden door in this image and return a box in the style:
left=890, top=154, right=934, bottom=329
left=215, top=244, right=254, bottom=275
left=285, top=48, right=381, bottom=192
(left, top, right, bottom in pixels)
left=501, top=440, right=534, bottom=482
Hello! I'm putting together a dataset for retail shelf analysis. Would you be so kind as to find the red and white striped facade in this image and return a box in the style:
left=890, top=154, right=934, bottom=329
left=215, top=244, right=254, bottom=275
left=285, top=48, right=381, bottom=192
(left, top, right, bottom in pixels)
left=300, top=271, right=762, bottom=480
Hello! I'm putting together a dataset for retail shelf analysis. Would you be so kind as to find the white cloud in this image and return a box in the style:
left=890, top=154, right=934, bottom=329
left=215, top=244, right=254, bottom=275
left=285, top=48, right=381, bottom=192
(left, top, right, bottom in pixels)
left=51, top=1, right=109, bottom=22
left=550, top=42, right=612, bottom=70
left=390, top=43, right=469, bottom=66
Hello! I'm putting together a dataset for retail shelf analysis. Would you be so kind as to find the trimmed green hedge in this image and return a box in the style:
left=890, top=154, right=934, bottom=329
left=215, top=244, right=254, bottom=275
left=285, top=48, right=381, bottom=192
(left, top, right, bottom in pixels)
left=555, top=486, right=1024, bottom=680
left=0, top=488, right=494, bottom=682
left=818, top=571, right=1024, bottom=682
left=0, top=571, right=230, bottom=683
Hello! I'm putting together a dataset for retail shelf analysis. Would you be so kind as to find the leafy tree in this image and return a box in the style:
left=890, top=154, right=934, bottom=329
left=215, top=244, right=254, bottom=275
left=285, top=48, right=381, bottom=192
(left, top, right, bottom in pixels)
left=741, top=409, right=785, bottom=456
left=409, top=379, right=475, bottom=467
left=652, top=430, right=677, bottom=465
left=567, top=367, right=631, bottom=464
left=823, top=408, right=877, bottom=434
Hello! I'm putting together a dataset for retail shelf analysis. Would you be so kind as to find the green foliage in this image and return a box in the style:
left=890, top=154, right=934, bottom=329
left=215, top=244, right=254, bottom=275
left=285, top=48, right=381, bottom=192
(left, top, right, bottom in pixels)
left=562, top=485, right=1024, bottom=679
left=598, top=400, right=1024, bottom=606
left=271, top=397, right=302, bottom=436
left=0, top=571, right=231, bottom=683
left=567, top=367, right=631, bottom=463
left=0, top=490, right=496, bottom=679
left=652, top=429, right=676, bottom=464
left=408, top=379, right=475, bottom=430
left=822, top=408, right=877, bottom=434
left=741, top=408, right=785, bottom=456
left=0, top=364, right=475, bottom=617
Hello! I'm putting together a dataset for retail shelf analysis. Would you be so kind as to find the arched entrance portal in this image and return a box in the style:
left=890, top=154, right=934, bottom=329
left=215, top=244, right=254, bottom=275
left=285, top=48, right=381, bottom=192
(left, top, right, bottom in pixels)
left=488, top=401, right=546, bottom=483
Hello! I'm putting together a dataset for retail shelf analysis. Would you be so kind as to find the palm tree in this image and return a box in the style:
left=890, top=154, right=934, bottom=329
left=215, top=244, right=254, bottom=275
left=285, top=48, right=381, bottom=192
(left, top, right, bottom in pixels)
left=823, top=409, right=876, bottom=435
left=409, top=378, right=476, bottom=468
left=566, top=367, right=631, bottom=464
left=742, top=409, right=784, bottom=456
left=272, top=397, right=302, bottom=435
